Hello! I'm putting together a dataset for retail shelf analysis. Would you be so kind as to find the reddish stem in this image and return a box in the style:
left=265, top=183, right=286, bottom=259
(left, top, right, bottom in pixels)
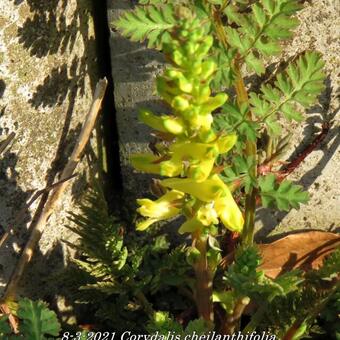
left=277, top=121, right=331, bottom=181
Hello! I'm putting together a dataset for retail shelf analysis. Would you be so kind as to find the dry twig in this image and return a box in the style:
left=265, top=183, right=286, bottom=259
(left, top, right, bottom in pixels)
left=1, top=78, right=108, bottom=302
left=0, top=173, right=78, bottom=249
left=0, top=132, right=15, bottom=156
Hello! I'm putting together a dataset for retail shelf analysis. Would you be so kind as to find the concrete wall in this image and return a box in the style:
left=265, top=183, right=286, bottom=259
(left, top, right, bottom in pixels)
left=108, top=0, right=340, bottom=237
left=108, top=0, right=167, bottom=200
left=0, top=0, right=98, bottom=311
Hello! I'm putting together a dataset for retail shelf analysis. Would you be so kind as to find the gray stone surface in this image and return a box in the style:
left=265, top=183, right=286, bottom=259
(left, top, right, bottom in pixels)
left=255, top=0, right=340, bottom=238
left=108, top=1, right=339, bottom=235
left=0, top=0, right=98, bottom=310
left=108, top=0, right=167, bottom=198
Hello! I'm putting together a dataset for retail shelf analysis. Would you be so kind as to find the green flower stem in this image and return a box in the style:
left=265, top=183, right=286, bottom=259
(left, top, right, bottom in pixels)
left=193, top=231, right=214, bottom=325
left=243, top=301, right=269, bottom=333
left=220, top=297, right=250, bottom=334
left=213, top=10, right=257, bottom=246
left=234, top=58, right=257, bottom=246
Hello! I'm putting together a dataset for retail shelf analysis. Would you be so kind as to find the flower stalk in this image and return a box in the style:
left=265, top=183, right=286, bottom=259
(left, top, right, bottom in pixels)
left=130, top=14, right=244, bottom=322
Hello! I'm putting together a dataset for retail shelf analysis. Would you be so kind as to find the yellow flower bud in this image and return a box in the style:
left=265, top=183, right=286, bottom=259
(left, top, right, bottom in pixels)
left=139, top=108, right=185, bottom=135
left=201, top=61, right=217, bottom=80
left=200, top=93, right=228, bottom=114
left=217, top=133, right=237, bottom=154
left=195, top=36, right=213, bottom=58
left=130, top=153, right=161, bottom=175
left=172, top=95, right=190, bottom=111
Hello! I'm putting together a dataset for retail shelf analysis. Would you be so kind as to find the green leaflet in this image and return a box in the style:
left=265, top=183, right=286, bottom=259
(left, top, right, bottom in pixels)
left=258, top=174, right=309, bottom=211
left=222, top=155, right=257, bottom=194
left=214, top=101, right=259, bottom=143
left=212, top=291, right=235, bottom=313
left=224, top=247, right=303, bottom=301
left=0, top=316, right=11, bottom=336
left=113, top=4, right=176, bottom=48
left=224, top=0, right=302, bottom=74
left=17, top=298, right=61, bottom=339
left=147, top=311, right=183, bottom=334
left=211, top=45, right=236, bottom=90
left=184, top=319, right=210, bottom=334
left=250, top=52, right=326, bottom=136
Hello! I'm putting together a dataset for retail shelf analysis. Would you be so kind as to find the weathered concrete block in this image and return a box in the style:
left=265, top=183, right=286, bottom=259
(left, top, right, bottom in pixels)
left=255, top=0, right=340, bottom=238
left=108, top=0, right=167, bottom=199
left=0, top=0, right=98, bottom=302
left=108, top=1, right=339, bottom=236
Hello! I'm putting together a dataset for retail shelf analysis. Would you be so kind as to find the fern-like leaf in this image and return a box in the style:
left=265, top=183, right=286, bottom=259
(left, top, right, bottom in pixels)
left=17, top=298, right=61, bottom=339
left=113, top=5, right=176, bottom=48
left=258, top=174, right=309, bottom=211
left=224, top=0, right=302, bottom=74
left=250, top=52, right=325, bottom=135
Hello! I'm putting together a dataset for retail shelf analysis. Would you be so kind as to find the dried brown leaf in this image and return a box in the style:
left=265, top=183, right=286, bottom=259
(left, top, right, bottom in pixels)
left=220, top=231, right=340, bottom=279
left=258, top=231, right=340, bottom=279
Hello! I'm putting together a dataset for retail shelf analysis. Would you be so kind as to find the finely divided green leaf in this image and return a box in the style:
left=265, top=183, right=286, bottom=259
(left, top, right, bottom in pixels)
left=113, top=5, right=176, bottom=48
left=259, top=174, right=309, bottom=211
left=223, top=0, right=302, bottom=73
left=249, top=52, right=325, bottom=135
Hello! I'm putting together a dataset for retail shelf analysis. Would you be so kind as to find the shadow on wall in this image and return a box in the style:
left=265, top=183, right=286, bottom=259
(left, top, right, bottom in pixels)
left=255, top=76, right=340, bottom=240
left=0, top=102, right=33, bottom=285
left=0, top=0, right=99, bottom=311
left=13, top=0, right=98, bottom=216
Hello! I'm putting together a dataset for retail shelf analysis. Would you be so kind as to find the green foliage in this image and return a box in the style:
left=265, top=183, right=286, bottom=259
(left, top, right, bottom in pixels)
left=258, top=249, right=340, bottom=338
left=0, top=298, right=61, bottom=339
left=214, top=102, right=259, bottom=143
left=258, top=174, right=309, bottom=211
left=68, top=179, right=192, bottom=332
left=108, top=0, right=330, bottom=335
left=146, top=311, right=209, bottom=335
left=17, top=299, right=60, bottom=340
left=224, top=247, right=303, bottom=302
left=250, top=52, right=326, bottom=135
left=312, top=246, right=340, bottom=281
left=222, top=155, right=257, bottom=194
left=211, top=45, right=236, bottom=89
left=114, top=4, right=176, bottom=48
left=318, top=290, right=340, bottom=339
left=224, top=0, right=302, bottom=74
left=0, top=316, right=11, bottom=337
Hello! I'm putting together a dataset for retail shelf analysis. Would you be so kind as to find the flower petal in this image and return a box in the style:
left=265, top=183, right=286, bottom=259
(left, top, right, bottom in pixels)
left=137, top=190, right=184, bottom=218
left=161, top=176, right=224, bottom=202
left=136, top=218, right=158, bottom=231
left=178, top=217, right=204, bottom=234
left=215, top=195, right=244, bottom=232
left=131, top=153, right=161, bottom=174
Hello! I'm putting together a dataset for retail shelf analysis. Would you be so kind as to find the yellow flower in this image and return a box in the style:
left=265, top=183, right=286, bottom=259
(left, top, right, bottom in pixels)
left=162, top=174, right=244, bottom=232
left=130, top=153, right=162, bottom=175
left=161, top=133, right=237, bottom=181
left=164, top=141, right=218, bottom=181
left=136, top=190, right=184, bottom=231
left=178, top=217, right=205, bottom=234
left=139, top=109, right=185, bottom=135
left=179, top=203, right=219, bottom=234
left=197, top=203, right=219, bottom=226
